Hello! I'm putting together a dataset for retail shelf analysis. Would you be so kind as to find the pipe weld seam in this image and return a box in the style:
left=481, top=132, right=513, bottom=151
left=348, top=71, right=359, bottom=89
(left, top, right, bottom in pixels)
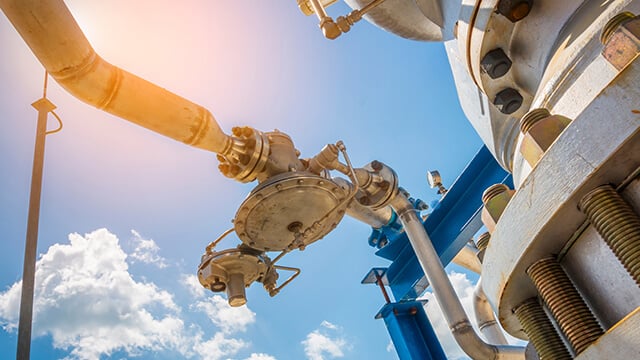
left=97, top=66, right=123, bottom=110
left=185, top=107, right=212, bottom=146
left=450, top=319, right=473, bottom=332
left=50, top=50, right=98, bottom=81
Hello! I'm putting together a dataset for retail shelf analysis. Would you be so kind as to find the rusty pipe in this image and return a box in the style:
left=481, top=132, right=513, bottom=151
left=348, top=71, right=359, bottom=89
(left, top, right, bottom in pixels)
left=390, top=194, right=525, bottom=360
left=0, top=0, right=233, bottom=154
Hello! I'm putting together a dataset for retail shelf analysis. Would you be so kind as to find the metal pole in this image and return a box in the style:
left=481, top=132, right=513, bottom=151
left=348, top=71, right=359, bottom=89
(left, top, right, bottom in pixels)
left=16, top=89, right=56, bottom=359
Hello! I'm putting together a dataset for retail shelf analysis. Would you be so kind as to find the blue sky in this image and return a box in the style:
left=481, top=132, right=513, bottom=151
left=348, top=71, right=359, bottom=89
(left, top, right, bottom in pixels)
left=0, top=1, right=487, bottom=359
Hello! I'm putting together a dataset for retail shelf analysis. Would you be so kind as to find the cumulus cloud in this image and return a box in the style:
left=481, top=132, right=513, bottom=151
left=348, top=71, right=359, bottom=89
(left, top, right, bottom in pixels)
left=0, top=229, right=259, bottom=360
left=245, top=353, right=277, bottom=360
left=183, top=273, right=207, bottom=299
left=194, top=295, right=255, bottom=334
left=302, top=321, right=349, bottom=360
left=129, top=229, right=168, bottom=268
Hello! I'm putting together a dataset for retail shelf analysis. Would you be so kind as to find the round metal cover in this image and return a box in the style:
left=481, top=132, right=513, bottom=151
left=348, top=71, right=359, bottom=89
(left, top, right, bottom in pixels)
left=234, top=172, right=351, bottom=251
left=198, top=248, right=268, bottom=289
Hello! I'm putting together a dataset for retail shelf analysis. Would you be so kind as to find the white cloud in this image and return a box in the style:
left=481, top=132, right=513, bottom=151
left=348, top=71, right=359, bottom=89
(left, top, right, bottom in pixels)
left=129, top=229, right=168, bottom=268
left=0, top=228, right=261, bottom=360
left=302, top=321, right=349, bottom=360
left=245, top=353, right=277, bottom=360
left=183, top=273, right=207, bottom=299
left=194, top=295, right=256, bottom=334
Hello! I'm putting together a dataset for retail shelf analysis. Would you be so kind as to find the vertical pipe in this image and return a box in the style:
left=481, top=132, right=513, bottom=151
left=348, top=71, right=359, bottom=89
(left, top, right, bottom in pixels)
left=473, top=279, right=508, bottom=345
left=389, top=195, right=525, bottom=360
left=513, top=297, right=572, bottom=360
left=579, top=184, right=640, bottom=285
left=527, top=257, right=603, bottom=355
left=17, top=97, right=56, bottom=360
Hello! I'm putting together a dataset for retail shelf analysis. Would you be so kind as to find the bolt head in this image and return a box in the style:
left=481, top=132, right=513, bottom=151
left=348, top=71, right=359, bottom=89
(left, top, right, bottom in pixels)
left=497, top=0, right=532, bottom=23
left=481, top=48, right=512, bottom=79
left=494, top=88, right=523, bottom=114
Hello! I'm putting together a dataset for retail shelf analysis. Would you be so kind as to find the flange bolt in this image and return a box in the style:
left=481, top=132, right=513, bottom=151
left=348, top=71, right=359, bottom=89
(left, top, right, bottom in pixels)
left=494, top=88, right=523, bottom=114
left=481, top=48, right=512, bottom=79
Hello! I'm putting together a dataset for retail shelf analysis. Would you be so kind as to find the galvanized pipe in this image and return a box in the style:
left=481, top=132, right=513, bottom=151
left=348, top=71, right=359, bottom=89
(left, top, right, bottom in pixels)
left=578, top=184, right=640, bottom=285
left=0, top=0, right=233, bottom=154
left=473, top=279, right=508, bottom=345
left=513, top=297, right=572, bottom=360
left=390, top=194, right=525, bottom=360
left=527, top=257, right=603, bottom=355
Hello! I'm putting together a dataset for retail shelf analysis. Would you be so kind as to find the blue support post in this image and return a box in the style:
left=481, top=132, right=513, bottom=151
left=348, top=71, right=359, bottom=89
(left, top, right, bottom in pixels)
left=377, top=301, right=447, bottom=360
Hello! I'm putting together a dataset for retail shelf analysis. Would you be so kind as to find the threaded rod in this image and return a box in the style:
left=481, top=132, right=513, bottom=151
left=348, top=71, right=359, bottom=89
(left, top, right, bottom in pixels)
left=520, top=108, right=551, bottom=133
left=527, top=257, right=603, bottom=354
left=579, top=184, right=640, bottom=285
left=601, top=12, right=636, bottom=44
left=482, top=184, right=509, bottom=204
left=514, top=298, right=572, bottom=360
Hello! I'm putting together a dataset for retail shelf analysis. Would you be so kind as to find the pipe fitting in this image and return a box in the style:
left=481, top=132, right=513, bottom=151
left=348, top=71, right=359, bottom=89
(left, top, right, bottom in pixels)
left=601, top=12, right=640, bottom=70
left=481, top=184, right=514, bottom=234
left=527, top=257, right=603, bottom=355
left=578, top=184, right=640, bottom=285
left=519, top=108, right=572, bottom=167
left=513, top=298, right=572, bottom=360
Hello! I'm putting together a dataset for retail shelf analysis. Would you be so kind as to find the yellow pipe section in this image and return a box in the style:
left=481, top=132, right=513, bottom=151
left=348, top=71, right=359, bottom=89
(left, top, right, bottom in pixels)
left=1, top=0, right=233, bottom=154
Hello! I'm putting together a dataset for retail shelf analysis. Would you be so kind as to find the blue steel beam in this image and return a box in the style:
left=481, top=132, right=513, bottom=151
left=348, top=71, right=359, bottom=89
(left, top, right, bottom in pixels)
left=377, top=301, right=447, bottom=360
left=374, top=146, right=511, bottom=300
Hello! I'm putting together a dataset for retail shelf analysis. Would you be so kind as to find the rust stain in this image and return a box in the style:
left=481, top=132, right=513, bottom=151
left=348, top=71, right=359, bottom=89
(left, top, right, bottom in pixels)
left=632, top=109, right=640, bottom=114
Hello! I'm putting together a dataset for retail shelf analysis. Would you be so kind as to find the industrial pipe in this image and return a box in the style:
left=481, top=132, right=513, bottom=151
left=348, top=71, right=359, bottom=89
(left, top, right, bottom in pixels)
left=473, top=279, right=508, bottom=345
left=452, top=244, right=482, bottom=274
left=0, top=0, right=233, bottom=154
left=389, top=194, right=525, bottom=360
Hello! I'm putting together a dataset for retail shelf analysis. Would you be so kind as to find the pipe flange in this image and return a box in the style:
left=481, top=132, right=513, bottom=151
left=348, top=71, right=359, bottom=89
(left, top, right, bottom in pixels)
left=234, top=172, right=351, bottom=251
left=356, top=160, right=399, bottom=210
left=218, top=127, right=270, bottom=183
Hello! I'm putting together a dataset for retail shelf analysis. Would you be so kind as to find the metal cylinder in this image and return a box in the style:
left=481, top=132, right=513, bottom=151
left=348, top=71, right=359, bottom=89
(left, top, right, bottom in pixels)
left=579, top=184, right=640, bottom=286
left=514, top=298, right=572, bottom=360
left=475, top=232, right=491, bottom=262
left=527, top=257, right=603, bottom=355
left=226, top=273, right=247, bottom=307
left=519, top=108, right=551, bottom=134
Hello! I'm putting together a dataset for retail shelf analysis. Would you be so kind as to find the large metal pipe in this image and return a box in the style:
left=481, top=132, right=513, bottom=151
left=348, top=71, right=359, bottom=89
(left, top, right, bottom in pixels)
left=473, top=279, right=508, bottom=345
left=0, top=0, right=233, bottom=154
left=389, top=194, right=525, bottom=360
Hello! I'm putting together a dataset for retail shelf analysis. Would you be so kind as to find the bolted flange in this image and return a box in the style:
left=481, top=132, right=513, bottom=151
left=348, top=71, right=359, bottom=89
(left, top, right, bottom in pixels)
left=497, top=0, right=533, bottom=23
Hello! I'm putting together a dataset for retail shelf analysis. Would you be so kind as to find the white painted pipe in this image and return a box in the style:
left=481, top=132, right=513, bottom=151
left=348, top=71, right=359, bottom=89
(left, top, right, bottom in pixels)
left=474, top=278, right=509, bottom=345
left=390, top=194, right=524, bottom=360
left=0, top=0, right=232, bottom=154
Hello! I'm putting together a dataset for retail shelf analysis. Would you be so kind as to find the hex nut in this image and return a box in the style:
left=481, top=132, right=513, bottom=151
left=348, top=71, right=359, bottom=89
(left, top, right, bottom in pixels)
left=481, top=186, right=515, bottom=233
left=494, top=88, right=523, bottom=114
left=519, top=111, right=572, bottom=167
left=481, top=48, right=512, bottom=79
left=497, top=0, right=533, bottom=23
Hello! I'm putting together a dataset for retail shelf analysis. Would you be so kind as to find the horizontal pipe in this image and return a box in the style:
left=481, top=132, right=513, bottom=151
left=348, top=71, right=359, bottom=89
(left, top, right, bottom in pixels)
left=1, top=0, right=232, bottom=154
left=390, top=194, right=524, bottom=360
left=473, top=279, right=508, bottom=345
